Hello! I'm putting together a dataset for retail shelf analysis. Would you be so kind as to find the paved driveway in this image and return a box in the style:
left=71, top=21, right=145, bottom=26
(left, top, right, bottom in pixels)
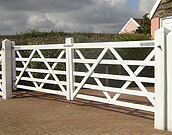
left=0, top=90, right=172, bottom=135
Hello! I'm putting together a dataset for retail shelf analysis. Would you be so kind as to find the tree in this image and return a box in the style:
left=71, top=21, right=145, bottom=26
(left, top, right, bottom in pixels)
left=136, top=13, right=151, bottom=34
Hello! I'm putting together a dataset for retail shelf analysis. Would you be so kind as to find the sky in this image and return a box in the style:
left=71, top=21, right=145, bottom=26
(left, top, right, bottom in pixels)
left=0, top=0, right=156, bottom=35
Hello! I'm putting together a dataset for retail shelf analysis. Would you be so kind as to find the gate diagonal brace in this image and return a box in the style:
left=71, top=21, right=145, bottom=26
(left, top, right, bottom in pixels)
left=75, top=49, right=111, bottom=100
left=109, top=47, right=155, bottom=106
left=16, top=50, right=39, bottom=88
left=36, top=49, right=67, bottom=95
left=72, top=48, right=109, bottom=99
left=38, top=50, right=65, bottom=89
left=15, top=49, right=36, bottom=86
left=113, top=49, right=155, bottom=101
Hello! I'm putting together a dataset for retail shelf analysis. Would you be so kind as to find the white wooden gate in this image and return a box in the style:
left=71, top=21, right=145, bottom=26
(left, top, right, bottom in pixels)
left=14, top=43, right=70, bottom=99
left=70, top=40, right=155, bottom=112
left=13, top=39, right=155, bottom=112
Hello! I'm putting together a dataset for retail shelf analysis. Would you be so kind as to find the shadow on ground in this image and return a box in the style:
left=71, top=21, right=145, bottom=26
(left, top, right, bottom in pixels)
left=13, top=90, right=154, bottom=121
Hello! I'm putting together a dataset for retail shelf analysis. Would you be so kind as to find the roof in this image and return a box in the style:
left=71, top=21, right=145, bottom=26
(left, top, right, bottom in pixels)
left=150, top=0, right=161, bottom=19
left=150, top=0, right=172, bottom=19
left=119, top=17, right=141, bottom=34
left=134, top=18, right=142, bottom=25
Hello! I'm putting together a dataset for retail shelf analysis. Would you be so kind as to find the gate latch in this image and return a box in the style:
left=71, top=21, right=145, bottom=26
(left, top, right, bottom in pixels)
left=140, top=42, right=155, bottom=46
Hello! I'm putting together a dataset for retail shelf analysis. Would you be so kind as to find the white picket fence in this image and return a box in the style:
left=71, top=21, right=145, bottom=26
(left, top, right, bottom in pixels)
left=0, top=27, right=172, bottom=131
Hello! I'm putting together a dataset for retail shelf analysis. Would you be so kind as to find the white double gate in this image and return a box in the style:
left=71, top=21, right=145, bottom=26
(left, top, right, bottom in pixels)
left=2, top=38, right=156, bottom=112
left=0, top=28, right=172, bottom=131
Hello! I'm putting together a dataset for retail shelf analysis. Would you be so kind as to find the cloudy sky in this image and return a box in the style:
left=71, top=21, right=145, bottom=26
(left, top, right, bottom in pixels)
left=0, top=0, right=156, bottom=35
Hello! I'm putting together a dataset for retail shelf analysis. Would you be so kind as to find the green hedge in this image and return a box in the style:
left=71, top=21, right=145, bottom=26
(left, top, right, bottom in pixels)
left=0, top=30, right=151, bottom=45
left=1, top=30, right=153, bottom=88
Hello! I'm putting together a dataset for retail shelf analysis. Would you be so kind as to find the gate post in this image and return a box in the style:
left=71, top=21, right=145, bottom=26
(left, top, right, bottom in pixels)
left=167, top=31, right=172, bottom=131
left=65, top=38, right=74, bottom=100
left=2, top=39, right=14, bottom=99
left=12, top=41, right=16, bottom=91
left=155, top=27, right=170, bottom=130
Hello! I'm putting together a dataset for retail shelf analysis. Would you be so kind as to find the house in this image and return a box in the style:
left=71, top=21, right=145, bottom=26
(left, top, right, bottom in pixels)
left=150, top=0, right=172, bottom=39
left=119, top=17, right=142, bottom=34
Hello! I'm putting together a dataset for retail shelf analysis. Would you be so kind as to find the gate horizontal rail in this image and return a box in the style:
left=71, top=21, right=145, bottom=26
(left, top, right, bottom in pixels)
left=14, top=40, right=155, bottom=50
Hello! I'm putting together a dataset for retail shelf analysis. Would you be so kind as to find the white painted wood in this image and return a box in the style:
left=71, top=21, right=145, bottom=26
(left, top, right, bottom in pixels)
left=12, top=42, right=16, bottom=90
left=74, top=71, right=155, bottom=83
left=16, top=76, right=67, bottom=86
left=72, top=48, right=108, bottom=98
left=109, top=47, right=155, bottom=106
left=74, top=82, right=155, bottom=97
left=72, top=42, right=155, bottom=111
left=39, top=50, right=65, bottom=89
left=2, top=39, right=13, bottom=99
left=122, top=60, right=154, bottom=66
left=16, top=50, right=39, bottom=89
left=16, top=67, right=67, bottom=75
left=15, top=57, right=66, bottom=63
left=112, top=49, right=155, bottom=101
left=11, top=38, right=156, bottom=113
left=14, top=44, right=66, bottom=50
left=154, top=27, right=170, bottom=130
left=65, top=37, right=74, bottom=47
left=161, top=16, right=172, bottom=31
left=66, top=38, right=74, bottom=100
left=166, top=31, right=172, bottom=131
left=15, top=49, right=67, bottom=97
left=36, top=49, right=67, bottom=96
left=134, top=50, right=155, bottom=76
left=76, top=94, right=155, bottom=112
left=73, top=59, right=155, bottom=66
left=14, top=40, right=155, bottom=50
left=73, top=40, right=155, bottom=48
left=17, top=85, right=65, bottom=96
left=75, top=49, right=111, bottom=100
left=15, top=49, right=36, bottom=86
left=73, top=48, right=155, bottom=106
